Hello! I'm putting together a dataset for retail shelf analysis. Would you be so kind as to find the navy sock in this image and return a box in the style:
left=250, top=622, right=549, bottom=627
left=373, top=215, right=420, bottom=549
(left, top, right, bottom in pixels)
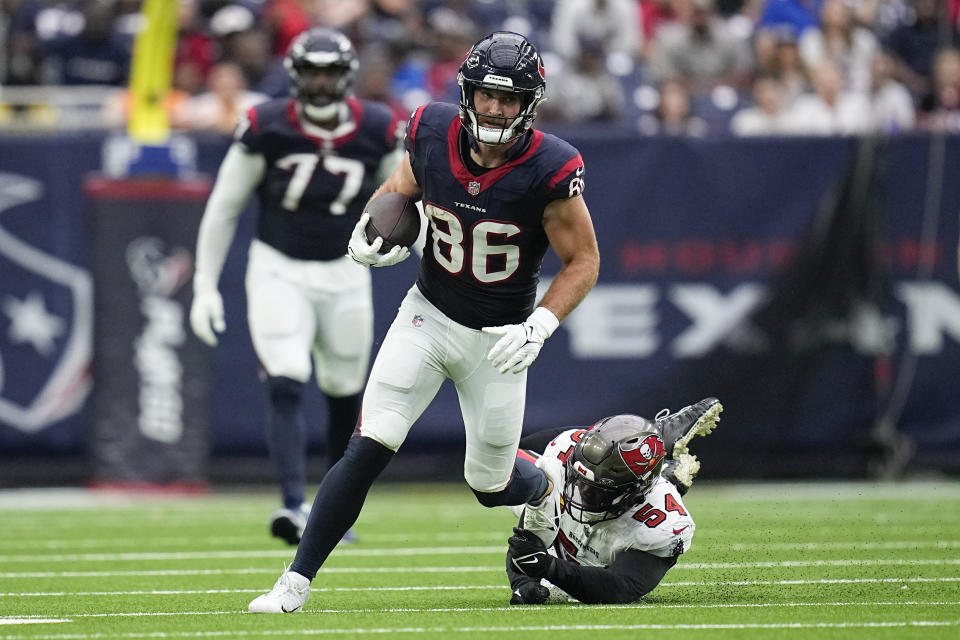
left=472, top=454, right=549, bottom=507
left=325, top=392, right=361, bottom=468
left=290, top=436, right=394, bottom=580
left=264, top=376, right=306, bottom=510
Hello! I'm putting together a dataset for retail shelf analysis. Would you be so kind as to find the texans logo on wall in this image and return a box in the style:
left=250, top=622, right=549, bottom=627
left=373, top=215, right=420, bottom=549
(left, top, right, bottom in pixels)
left=0, top=172, right=93, bottom=433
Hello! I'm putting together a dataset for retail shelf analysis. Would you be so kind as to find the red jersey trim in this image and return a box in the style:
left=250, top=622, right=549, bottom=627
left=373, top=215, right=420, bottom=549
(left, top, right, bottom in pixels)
left=548, top=153, right=583, bottom=191
left=285, top=97, right=364, bottom=147
left=445, top=116, right=544, bottom=196
left=408, top=104, right=427, bottom=150
left=516, top=449, right=539, bottom=464
left=247, top=106, right=260, bottom=133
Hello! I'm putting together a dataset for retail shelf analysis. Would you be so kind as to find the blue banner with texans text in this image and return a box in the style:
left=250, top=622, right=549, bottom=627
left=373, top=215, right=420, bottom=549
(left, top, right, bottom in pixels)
left=1, top=131, right=958, bottom=480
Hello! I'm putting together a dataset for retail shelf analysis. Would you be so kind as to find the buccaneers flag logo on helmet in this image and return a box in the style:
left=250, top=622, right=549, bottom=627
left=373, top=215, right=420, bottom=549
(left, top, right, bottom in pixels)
left=619, top=434, right=665, bottom=478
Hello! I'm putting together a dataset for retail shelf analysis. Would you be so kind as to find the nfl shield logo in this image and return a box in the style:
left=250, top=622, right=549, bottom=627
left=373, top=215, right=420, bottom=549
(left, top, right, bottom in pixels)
left=412, top=314, right=423, bottom=327
left=468, top=181, right=480, bottom=196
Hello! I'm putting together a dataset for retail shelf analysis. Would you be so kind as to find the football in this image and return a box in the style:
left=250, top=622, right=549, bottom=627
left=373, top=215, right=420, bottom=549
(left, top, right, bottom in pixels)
left=363, top=192, right=421, bottom=253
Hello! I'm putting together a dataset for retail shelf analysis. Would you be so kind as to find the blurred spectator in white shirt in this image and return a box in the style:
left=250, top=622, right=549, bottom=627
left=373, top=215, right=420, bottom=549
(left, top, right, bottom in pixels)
left=754, top=26, right=810, bottom=108
left=647, top=0, right=753, bottom=92
left=638, top=77, right=709, bottom=135
left=869, top=49, right=916, bottom=133
left=798, top=0, right=878, bottom=93
left=551, top=0, right=640, bottom=70
left=785, top=58, right=872, bottom=134
left=541, top=36, right=626, bottom=123
left=172, top=62, right=269, bottom=134
left=731, top=74, right=791, bottom=135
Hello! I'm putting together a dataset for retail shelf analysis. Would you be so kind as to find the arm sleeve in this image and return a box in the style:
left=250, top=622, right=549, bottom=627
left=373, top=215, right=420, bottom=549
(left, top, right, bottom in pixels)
left=543, top=549, right=677, bottom=604
left=193, top=143, right=265, bottom=284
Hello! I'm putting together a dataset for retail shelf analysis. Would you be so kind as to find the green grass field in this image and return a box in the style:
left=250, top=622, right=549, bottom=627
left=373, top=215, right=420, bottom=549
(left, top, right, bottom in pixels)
left=1, top=481, right=959, bottom=639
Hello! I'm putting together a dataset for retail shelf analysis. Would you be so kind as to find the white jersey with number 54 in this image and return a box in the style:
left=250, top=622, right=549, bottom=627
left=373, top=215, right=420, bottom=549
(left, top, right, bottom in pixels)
left=536, top=428, right=696, bottom=568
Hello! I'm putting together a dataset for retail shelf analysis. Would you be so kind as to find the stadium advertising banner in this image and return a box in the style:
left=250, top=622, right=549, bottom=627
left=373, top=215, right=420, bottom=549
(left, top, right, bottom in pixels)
left=84, top=176, right=212, bottom=486
left=0, top=133, right=958, bottom=479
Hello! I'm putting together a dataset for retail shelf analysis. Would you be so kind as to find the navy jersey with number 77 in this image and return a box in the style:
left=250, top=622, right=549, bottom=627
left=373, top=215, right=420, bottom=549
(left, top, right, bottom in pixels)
left=404, top=102, right=585, bottom=330
left=239, top=97, right=402, bottom=262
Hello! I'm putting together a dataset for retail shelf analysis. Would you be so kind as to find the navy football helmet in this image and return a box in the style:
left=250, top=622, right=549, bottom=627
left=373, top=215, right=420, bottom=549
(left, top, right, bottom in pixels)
left=284, top=27, right=358, bottom=121
left=563, top=415, right=665, bottom=523
left=457, top=31, right=546, bottom=145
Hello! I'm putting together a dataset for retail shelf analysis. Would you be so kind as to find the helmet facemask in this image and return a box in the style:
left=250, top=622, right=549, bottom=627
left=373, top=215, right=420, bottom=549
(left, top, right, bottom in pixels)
left=285, top=28, right=358, bottom=122
left=458, top=78, right=544, bottom=145
left=562, top=416, right=665, bottom=524
left=457, top=31, right=546, bottom=145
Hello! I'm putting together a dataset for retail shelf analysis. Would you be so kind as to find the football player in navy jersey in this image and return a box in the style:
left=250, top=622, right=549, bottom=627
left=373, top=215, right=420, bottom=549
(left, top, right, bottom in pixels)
left=249, top=31, right=601, bottom=614
left=189, top=28, right=404, bottom=546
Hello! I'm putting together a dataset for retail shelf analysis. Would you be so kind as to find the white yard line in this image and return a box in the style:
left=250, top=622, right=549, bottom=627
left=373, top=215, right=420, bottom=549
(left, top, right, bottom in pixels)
left=0, top=619, right=958, bottom=639
left=4, top=601, right=960, bottom=616
left=2, top=537, right=957, bottom=553
left=2, top=545, right=959, bottom=568
left=4, top=565, right=960, bottom=580
left=2, top=577, right=959, bottom=591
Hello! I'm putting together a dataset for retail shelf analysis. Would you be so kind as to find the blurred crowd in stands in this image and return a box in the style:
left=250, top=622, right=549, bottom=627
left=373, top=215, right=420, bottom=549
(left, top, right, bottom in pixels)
left=1, top=0, right=959, bottom=136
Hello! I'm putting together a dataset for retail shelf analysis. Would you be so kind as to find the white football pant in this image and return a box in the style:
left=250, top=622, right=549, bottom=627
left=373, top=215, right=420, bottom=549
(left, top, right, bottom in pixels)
left=245, top=239, right=373, bottom=396
left=360, top=286, right=527, bottom=492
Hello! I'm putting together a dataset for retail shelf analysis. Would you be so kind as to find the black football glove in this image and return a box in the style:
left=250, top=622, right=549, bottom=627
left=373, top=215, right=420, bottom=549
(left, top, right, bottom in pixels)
left=508, top=527, right=555, bottom=579
left=510, top=580, right=550, bottom=605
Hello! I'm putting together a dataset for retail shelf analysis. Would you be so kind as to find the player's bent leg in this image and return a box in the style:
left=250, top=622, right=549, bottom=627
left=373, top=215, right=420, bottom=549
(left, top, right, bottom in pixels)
left=656, top=397, right=723, bottom=458
left=470, top=452, right=550, bottom=507
left=288, top=435, right=395, bottom=581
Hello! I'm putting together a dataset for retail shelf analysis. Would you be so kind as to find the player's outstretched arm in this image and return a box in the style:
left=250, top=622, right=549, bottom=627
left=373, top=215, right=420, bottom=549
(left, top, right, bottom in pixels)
left=509, top=523, right=676, bottom=604
left=191, top=143, right=264, bottom=346
left=547, top=549, right=677, bottom=604
left=539, top=194, right=600, bottom=322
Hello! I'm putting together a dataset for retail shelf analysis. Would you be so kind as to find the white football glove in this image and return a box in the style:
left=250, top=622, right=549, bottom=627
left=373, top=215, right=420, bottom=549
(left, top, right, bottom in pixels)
left=482, top=307, right=560, bottom=374
left=190, top=274, right=225, bottom=346
left=348, top=212, right=410, bottom=267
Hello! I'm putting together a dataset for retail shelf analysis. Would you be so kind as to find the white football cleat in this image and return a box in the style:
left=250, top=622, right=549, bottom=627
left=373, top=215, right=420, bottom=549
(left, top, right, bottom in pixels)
left=248, top=570, right=311, bottom=613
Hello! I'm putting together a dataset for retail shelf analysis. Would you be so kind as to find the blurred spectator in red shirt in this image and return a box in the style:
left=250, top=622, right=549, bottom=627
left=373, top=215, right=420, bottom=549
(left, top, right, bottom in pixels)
left=175, top=0, right=216, bottom=96
left=264, top=0, right=312, bottom=57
